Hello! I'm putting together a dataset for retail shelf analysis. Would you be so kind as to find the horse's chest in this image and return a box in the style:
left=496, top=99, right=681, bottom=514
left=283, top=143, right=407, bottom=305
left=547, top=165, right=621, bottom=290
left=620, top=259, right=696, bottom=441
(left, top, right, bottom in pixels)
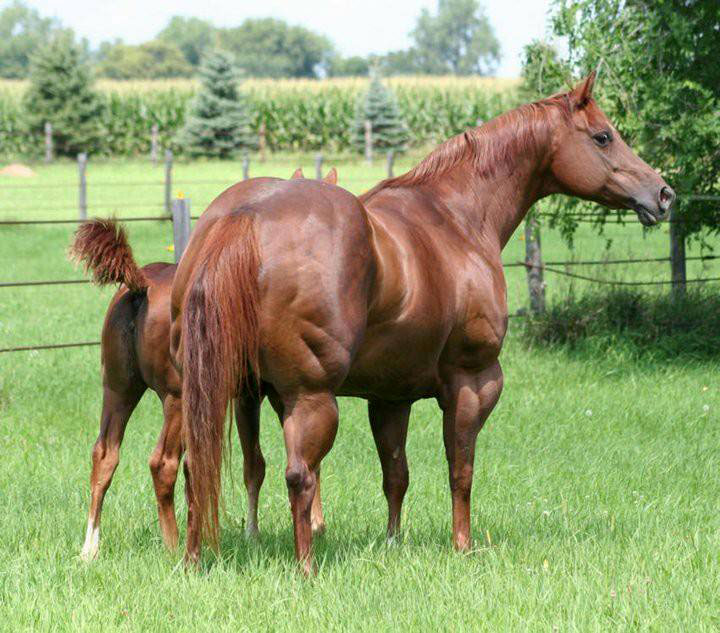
left=444, top=284, right=507, bottom=369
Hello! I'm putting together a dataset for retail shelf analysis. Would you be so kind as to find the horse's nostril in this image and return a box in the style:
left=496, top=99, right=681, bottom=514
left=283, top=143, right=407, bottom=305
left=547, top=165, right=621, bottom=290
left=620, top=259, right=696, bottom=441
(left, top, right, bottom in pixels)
left=659, top=186, right=675, bottom=209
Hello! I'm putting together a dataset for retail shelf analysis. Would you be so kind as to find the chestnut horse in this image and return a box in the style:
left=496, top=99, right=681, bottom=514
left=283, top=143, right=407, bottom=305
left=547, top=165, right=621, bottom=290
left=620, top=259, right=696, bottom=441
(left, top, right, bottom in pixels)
left=170, top=74, right=675, bottom=573
left=72, top=168, right=337, bottom=560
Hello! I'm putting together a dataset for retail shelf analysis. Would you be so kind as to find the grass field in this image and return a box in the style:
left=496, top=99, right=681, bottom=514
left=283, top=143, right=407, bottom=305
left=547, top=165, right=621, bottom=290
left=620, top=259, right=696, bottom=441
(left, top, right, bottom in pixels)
left=1, top=157, right=718, bottom=631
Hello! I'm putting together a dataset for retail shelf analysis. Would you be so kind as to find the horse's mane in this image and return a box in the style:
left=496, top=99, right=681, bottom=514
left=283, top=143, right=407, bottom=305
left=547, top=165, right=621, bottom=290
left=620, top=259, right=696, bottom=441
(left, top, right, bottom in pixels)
left=360, top=93, right=571, bottom=203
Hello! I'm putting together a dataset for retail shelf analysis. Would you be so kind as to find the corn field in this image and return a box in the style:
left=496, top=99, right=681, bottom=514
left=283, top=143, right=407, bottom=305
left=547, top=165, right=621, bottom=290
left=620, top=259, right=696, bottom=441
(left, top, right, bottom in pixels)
left=0, top=77, right=519, bottom=157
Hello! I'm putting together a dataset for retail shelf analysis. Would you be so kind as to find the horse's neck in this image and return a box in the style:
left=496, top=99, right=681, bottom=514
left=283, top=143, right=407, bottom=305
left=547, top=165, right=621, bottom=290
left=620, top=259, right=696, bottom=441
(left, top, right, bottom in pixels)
left=432, top=155, right=548, bottom=251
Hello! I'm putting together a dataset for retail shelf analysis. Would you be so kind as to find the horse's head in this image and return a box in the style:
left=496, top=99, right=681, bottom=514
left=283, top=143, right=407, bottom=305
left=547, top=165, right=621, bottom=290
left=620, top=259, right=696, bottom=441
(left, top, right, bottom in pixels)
left=547, top=72, right=675, bottom=226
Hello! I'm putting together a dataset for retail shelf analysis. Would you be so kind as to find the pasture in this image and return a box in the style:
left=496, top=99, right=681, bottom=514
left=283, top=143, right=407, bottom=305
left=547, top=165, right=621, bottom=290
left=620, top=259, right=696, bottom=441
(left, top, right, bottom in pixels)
left=1, top=156, right=718, bottom=631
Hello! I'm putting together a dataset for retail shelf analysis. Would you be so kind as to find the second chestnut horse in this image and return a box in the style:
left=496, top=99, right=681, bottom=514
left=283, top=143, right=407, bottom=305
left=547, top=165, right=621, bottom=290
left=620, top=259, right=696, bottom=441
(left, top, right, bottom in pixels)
left=170, top=74, right=675, bottom=573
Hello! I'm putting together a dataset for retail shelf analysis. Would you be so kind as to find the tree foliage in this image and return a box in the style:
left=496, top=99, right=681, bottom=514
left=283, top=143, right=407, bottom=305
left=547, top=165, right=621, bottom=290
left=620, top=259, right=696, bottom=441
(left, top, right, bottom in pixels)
left=157, top=16, right=216, bottom=67
left=23, top=34, right=102, bottom=156
left=177, top=51, right=255, bottom=158
left=352, top=74, right=409, bottom=154
left=0, top=1, right=65, bottom=78
left=218, top=18, right=334, bottom=78
left=410, top=0, right=500, bottom=75
left=523, top=0, right=720, bottom=239
left=97, top=40, right=193, bottom=79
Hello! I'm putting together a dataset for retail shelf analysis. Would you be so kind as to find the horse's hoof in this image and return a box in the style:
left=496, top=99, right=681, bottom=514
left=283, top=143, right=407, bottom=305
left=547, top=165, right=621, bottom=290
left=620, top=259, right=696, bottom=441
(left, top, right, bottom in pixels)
left=80, top=544, right=98, bottom=562
left=244, top=525, right=260, bottom=540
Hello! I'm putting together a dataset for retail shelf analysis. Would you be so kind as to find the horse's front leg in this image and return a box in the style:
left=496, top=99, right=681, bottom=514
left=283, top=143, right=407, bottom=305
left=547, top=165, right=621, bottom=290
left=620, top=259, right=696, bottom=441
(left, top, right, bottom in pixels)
left=440, top=360, right=503, bottom=551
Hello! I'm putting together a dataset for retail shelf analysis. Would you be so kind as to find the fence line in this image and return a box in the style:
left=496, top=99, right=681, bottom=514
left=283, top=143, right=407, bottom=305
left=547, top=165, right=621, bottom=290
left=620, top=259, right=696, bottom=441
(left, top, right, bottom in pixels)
left=3, top=255, right=718, bottom=290
left=525, top=263, right=720, bottom=287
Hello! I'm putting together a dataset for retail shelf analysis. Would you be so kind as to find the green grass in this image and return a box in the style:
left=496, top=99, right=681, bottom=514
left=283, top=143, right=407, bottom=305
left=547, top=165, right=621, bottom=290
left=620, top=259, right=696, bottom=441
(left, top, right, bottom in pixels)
left=1, top=158, right=719, bottom=631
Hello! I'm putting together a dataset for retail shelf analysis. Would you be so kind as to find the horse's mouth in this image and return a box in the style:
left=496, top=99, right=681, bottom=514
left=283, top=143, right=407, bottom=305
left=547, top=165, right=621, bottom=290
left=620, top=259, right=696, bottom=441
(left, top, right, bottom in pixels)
left=633, top=204, right=662, bottom=227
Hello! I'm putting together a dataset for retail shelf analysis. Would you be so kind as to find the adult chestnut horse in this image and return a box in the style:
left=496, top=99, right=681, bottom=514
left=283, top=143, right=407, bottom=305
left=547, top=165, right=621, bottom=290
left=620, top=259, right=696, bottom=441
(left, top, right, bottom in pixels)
left=171, top=74, right=674, bottom=573
left=72, top=168, right=336, bottom=560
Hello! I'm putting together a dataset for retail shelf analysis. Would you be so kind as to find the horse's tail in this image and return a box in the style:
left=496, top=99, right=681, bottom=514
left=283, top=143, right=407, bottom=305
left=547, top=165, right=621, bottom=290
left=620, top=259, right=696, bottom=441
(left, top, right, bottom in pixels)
left=181, top=213, right=260, bottom=545
left=69, top=219, right=148, bottom=293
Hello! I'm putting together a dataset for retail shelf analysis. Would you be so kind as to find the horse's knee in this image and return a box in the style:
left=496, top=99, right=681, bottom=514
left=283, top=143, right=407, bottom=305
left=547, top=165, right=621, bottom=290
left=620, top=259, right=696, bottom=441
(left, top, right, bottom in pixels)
left=285, top=460, right=312, bottom=494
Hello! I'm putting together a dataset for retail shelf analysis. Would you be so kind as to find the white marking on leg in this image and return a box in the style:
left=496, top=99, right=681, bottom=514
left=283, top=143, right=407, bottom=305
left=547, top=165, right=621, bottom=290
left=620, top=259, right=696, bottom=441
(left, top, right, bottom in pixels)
left=80, top=518, right=100, bottom=561
left=245, top=497, right=259, bottom=538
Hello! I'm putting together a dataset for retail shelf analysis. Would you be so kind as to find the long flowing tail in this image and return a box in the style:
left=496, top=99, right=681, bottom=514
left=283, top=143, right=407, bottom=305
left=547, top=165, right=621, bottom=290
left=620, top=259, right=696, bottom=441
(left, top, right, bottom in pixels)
left=181, top=213, right=260, bottom=545
left=69, top=219, right=148, bottom=293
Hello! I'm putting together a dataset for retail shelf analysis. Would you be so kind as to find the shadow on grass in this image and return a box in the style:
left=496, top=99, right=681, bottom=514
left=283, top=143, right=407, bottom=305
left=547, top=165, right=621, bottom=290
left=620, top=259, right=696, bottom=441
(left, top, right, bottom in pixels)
left=521, top=287, right=720, bottom=362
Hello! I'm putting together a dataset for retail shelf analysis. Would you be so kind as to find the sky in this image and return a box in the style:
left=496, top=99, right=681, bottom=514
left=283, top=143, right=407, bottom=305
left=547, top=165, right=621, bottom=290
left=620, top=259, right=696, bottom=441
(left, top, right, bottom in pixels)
left=20, top=0, right=554, bottom=77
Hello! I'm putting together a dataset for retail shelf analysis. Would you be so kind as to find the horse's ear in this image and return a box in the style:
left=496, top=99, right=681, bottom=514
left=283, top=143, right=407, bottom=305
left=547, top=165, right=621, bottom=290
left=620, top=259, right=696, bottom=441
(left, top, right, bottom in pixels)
left=569, top=70, right=596, bottom=109
left=291, top=167, right=304, bottom=179
left=322, top=167, right=337, bottom=185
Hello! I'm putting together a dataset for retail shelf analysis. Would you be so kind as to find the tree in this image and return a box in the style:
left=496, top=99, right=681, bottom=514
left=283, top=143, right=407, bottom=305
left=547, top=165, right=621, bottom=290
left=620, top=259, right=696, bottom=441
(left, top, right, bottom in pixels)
left=96, top=40, right=192, bottom=79
left=218, top=18, right=334, bottom=78
left=157, top=16, right=216, bottom=67
left=177, top=51, right=255, bottom=158
left=374, top=50, right=422, bottom=76
left=327, top=55, right=370, bottom=77
left=410, top=0, right=500, bottom=75
left=0, top=1, right=64, bottom=78
left=529, top=0, right=720, bottom=239
left=353, top=74, right=409, bottom=155
left=23, top=34, right=103, bottom=156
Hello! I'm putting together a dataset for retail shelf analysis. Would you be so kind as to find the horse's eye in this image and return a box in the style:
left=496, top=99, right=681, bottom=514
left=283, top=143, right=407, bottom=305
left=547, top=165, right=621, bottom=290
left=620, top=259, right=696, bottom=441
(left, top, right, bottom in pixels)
left=593, top=131, right=612, bottom=147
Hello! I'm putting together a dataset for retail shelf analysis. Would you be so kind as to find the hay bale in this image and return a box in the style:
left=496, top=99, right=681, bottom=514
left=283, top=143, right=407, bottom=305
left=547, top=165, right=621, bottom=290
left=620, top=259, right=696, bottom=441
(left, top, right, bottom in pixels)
left=0, top=164, right=36, bottom=178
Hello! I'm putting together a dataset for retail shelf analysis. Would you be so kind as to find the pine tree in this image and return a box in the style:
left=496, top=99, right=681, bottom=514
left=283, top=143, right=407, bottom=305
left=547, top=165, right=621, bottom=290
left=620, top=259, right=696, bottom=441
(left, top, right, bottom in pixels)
left=23, top=34, right=103, bottom=157
left=178, top=51, right=255, bottom=158
left=352, top=74, right=409, bottom=155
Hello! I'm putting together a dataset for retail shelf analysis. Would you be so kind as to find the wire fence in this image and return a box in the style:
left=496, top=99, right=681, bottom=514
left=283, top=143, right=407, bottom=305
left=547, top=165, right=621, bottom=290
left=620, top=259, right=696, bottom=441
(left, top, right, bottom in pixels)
left=2, top=155, right=719, bottom=354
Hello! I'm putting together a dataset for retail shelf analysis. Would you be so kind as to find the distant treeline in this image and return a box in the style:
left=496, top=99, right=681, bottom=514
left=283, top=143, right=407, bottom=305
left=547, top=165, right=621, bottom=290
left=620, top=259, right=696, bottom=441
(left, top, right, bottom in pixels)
left=0, top=78, right=517, bottom=157
left=0, top=1, right=500, bottom=80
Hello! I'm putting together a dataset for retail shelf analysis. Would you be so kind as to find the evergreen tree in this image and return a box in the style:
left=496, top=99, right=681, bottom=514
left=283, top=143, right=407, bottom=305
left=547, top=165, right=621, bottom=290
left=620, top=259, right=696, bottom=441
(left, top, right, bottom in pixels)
left=352, top=74, right=409, bottom=155
left=23, top=34, right=103, bottom=156
left=178, top=51, right=255, bottom=158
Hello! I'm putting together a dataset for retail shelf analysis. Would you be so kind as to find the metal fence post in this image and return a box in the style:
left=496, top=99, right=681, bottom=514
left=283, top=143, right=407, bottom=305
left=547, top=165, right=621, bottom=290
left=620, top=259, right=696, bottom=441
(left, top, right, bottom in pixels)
left=44, top=122, right=53, bottom=164
left=150, top=124, right=159, bottom=166
left=669, top=207, right=686, bottom=300
left=242, top=153, right=250, bottom=180
left=315, top=153, right=323, bottom=179
left=77, top=153, right=87, bottom=220
left=172, top=196, right=191, bottom=264
left=524, top=214, right=545, bottom=314
left=386, top=150, right=395, bottom=178
left=164, top=149, right=173, bottom=215
left=364, top=119, right=373, bottom=165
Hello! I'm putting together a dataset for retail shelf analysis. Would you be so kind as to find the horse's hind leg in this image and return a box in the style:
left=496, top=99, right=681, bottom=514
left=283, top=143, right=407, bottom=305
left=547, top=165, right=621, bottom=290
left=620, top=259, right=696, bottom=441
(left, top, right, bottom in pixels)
left=368, top=400, right=411, bottom=539
left=148, top=393, right=183, bottom=550
left=267, top=389, right=326, bottom=535
left=234, top=396, right=265, bottom=537
left=281, top=390, right=339, bottom=575
left=310, top=466, right=326, bottom=535
left=81, top=385, right=144, bottom=561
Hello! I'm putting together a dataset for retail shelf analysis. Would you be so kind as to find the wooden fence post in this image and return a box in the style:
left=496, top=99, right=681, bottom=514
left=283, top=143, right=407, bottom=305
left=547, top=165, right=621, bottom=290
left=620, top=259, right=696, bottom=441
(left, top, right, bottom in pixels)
left=242, top=153, right=250, bottom=180
left=150, top=124, right=159, bottom=166
left=164, top=150, right=173, bottom=215
left=315, top=153, right=323, bottom=179
left=44, top=122, right=53, bottom=164
left=258, top=121, right=266, bottom=162
left=669, top=207, right=686, bottom=300
left=172, top=196, right=191, bottom=264
left=77, top=153, right=87, bottom=220
left=364, top=120, right=373, bottom=165
left=386, top=150, right=395, bottom=178
left=524, top=214, right=545, bottom=314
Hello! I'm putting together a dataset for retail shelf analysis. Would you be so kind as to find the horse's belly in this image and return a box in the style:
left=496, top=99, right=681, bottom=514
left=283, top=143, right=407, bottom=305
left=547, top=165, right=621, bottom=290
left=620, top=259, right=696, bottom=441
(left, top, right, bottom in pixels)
left=339, top=324, right=445, bottom=400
